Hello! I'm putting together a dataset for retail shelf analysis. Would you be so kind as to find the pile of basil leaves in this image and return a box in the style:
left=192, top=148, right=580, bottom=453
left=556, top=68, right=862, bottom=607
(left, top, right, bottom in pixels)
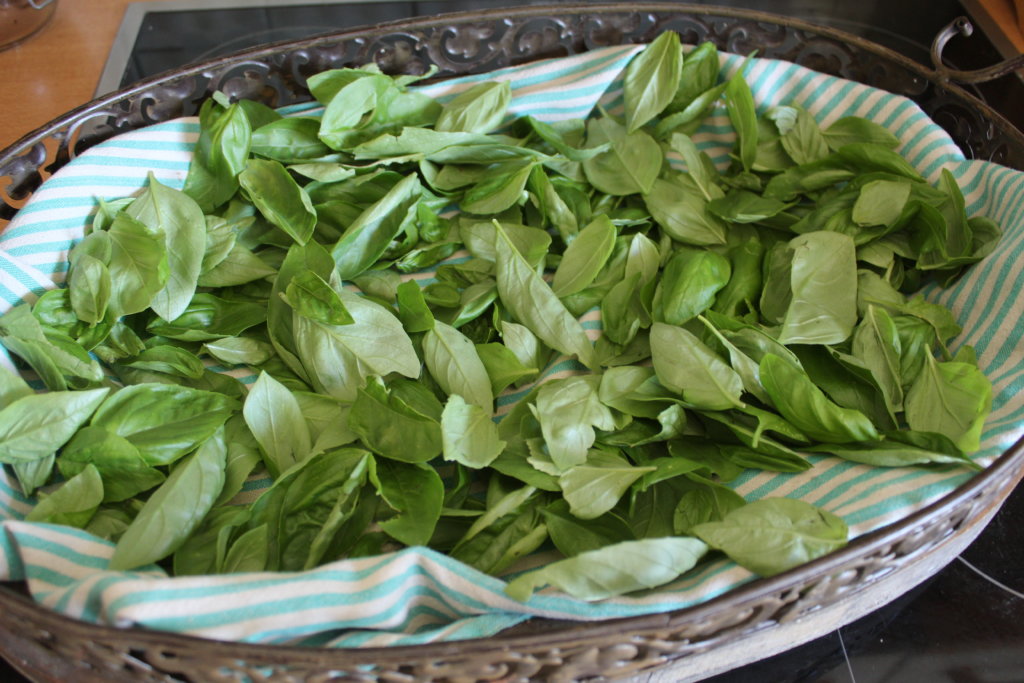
left=0, top=34, right=998, bottom=602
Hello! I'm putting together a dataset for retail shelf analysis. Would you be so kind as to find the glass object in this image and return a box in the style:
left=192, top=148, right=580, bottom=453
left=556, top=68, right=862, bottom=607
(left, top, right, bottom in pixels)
left=0, top=0, right=56, bottom=50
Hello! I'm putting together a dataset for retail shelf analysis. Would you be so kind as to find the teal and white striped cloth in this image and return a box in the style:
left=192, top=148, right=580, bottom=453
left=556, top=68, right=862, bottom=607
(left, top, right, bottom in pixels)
left=1, top=44, right=1023, bottom=648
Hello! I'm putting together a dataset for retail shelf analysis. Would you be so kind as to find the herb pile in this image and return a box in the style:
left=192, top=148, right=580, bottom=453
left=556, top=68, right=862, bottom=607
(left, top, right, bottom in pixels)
left=0, top=34, right=998, bottom=601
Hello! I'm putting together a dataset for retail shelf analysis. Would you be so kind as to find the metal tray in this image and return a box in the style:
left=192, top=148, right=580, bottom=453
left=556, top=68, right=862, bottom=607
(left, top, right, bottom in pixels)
left=0, top=4, right=1022, bottom=681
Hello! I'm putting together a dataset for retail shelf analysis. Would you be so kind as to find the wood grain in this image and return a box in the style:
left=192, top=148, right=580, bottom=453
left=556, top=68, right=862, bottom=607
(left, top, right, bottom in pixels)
left=0, top=0, right=163, bottom=151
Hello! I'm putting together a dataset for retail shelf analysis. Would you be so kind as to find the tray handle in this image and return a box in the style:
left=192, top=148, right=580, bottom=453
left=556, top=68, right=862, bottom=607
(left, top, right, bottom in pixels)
left=931, top=16, right=1024, bottom=84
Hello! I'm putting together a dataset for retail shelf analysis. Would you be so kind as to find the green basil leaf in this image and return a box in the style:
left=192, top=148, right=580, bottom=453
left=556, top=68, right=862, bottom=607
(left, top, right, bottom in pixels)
left=778, top=231, right=858, bottom=345
left=692, top=498, right=847, bottom=576
left=505, top=536, right=708, bottom=601
left=541, top=498, right=634, bottom=557
left=251, top=117, right=330, bottom=161
left=424, top=320, right=494, bottom=413
left=126, top=173, right=206, bottom=321
left=90, top=383, right=237, bottom=466
left=650, top=322, right=744, bottom=410
left=644, top=177, right=728, bottom=246
left=239, top=158, right=317, bottom=245
left=25, top=464, right=104, bottom=528
left=725, top=69, right=758, bottom=172
left=395, top=279, right=435, bottom=333
left=552, top=214, right=617, bottom=297
left=904, top=354, right=991, bottom=454
left=244, top=371, right=313, bottom=478
left=59, top=426, right=165, bottom=502
left=123, top=345, right=205, bottom=380
left=493, top=221, right=595, bottom=368
left=0, top=387, right=109, bottom=464
left=535, top=375, right=617, bottom=472
left=202, top=337, right=276, bottom=366
left=197, top=244, right=277, bottom=288
left=435, top=81, right=512, bottom=134
left=331, top=174, right=421, bottom=281
left=559, top=449, right=655, bottom=520
left=109, top=430, right=227, bottom=570
left=292, top=288, right=419, bottom=402
left=582, top=117, right=661, bottom=196
left=759, top=354, right=879, bottom=444
left=370, top=457, right=444, bottom=546
left=104, top=211, right=169, bottom=318
left=672, top=475, right=747, bottom=535
left=823, top=116, right=900, bottom=150
left=285, top=270, right=355, bottom=326
left=68, top=253, right=111, bottom=325
left=147, top=293, right=266, bottom=342
left=349, top=378, right=442, bottom=463
left=659, top=247, right=731, bottom=325
left=440, top=394, right=506, bottom=469
left=624, top=30, right=683, bottom=133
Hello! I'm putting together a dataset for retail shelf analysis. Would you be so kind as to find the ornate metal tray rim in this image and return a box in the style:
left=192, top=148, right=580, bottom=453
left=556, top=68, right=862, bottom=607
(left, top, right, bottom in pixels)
left=0, top=2, right=1022, bottom=675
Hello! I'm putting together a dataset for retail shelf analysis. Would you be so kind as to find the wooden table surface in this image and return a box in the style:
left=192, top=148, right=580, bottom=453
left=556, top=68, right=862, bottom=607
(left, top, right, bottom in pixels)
left=0, top=0, right=162, bottom=152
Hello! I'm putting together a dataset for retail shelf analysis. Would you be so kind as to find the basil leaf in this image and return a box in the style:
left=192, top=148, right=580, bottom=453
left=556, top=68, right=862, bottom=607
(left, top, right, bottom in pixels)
left=541, top=499, right=634, bottom=557
left=109, top=430, right=227, bottom=570
left=493, top=221, right=595, bottom=368
left=624, top=30, right=683, bottom=133
left=349, top=378, right=442, bottom=463
left=852, top=305, right=904, bottom=412
left=26, top=464, right=104, bottom=528
left=650, top=322, right=744, bottom=410
left=371, top=457, right=444, bottom=546
left=127, top=173, right=206, bottom=321
left=68, top=253, right=111, bottom=325
left=147, top=293, right=266, bottom=342
left=424, top=321, right=494, bottom=413
left=104, top=211, right=169, bottom=318
left=551, top=214, right=617, bottom=297
left=505, top=537, right=708, bottom=601
left=823, top=116, right=900, bottom=150
left=332, top=174, right=421, bottom=281
left=244, top=371, right=313, bottom=478
left=535, top=375, right=617, bottom=472
left=582, top=117, right=661, bottom=196
left=778, top=231, right=858, bottom=345
left=461, top=162, right=535, bottom=215
left=239, top=158, right=317, bottom=245
left=559, top=449, right=655, bottom=520
left=904, top=354, right=991, bottom=454
left=672, top=476, right=747, bottom=535
left=202, top=337, right=275, bottom=366
left=644, top=177, right=728, bottom=246
left=284, top=270, right=354, bottom=326
left=292, top=288, right=419, bottom=402
left=441, top=394, right=506, bottom=468
left=395, top=279, right=435, bottom=333
left=251, top=117, right=330, bottom=161
left=59, top=426, right=165, bottom=502
left=90, top=383, right=237, bottom=466
left=0, top=388, right=109, bottom=464
left=659, top=247, right=731, bottom=325
left=435, top=81, right=511, bottom=134
left=692, top=498, right=847, bottom=577
left=759, top=354, right=879, bottom=444
left=725, top=69, right=758, bottom=172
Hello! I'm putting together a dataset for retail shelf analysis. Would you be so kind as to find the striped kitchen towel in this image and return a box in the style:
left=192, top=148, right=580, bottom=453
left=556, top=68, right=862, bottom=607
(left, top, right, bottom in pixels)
left=0, top=43, right=1022, bottom=648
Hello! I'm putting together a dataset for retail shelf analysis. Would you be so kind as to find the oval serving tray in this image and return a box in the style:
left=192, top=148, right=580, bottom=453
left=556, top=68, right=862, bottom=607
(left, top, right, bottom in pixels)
left=0, top=4, right=1023, bottom=682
